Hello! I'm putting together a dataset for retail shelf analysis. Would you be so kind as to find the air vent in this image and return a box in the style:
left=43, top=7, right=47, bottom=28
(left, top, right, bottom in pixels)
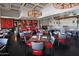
left=0, top=4, right=10, bottom=10
left=0, top=4, right=8, bottom=9
left=39, top=3, right=48, bottom=7
left=34, top=6, right=42, bottom=11
left=24, top=3, right=35, bottom=8
left=0, top=4, right=5, bottom=7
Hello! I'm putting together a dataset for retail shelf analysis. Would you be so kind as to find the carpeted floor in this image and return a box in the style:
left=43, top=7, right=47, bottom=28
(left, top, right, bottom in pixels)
left=1, top=37, right=79, bottom=56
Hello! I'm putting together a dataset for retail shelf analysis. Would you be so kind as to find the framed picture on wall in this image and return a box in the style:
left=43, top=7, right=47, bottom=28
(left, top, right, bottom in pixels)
left=1, top=18, right=14, bottom=28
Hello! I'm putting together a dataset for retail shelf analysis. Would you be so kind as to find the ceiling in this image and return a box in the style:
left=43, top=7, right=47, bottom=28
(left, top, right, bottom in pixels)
left=0, top=3, right=48, bottom=11
left=45, top=9, right=79, bottom=20
left=53, top=3, right=79, bottom=9
left=0, top=3, right=48, bottom=19
left=39, top=7, right=79, bottom=20
left=0, top=3, right=79, bottom=19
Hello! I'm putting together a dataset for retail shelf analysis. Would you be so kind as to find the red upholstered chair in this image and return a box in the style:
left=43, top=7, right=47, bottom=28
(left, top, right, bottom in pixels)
left=28, top=34, right=32, bottom=38
left=45, top=42, right=53, bottom=49
left=54, top=34, right=59, bottom=40
left=32, top=50, right=43, bottom=56
left=58, top=39, right=65, bottom=44
left=20, top=36, right=24, bottom=39
left=25, top=42, right=32, bottom=47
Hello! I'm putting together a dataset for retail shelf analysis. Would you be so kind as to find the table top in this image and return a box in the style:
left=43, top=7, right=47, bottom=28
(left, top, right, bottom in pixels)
left=28, top=38, right=48, bottom=42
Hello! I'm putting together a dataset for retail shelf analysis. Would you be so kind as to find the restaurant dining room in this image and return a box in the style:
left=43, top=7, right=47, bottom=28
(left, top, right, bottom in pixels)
left=0, top=3, right=79, bottom=56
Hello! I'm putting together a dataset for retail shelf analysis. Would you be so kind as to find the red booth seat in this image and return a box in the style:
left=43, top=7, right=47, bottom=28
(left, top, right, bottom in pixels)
left=28, top=34, right=32, bottom=38
left=32, top=50, right=43, bottom=56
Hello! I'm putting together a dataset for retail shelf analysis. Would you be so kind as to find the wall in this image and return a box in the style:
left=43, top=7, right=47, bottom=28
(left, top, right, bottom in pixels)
left=39, top=17, right=78, bottom=30
left=60, top=17, right=77, bottom=27
left=49, top=17, right=77, bottom=29
left=49, top=19, right=60, bottom=29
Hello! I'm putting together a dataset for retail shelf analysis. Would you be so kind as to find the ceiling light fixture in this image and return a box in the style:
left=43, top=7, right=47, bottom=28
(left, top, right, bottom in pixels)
left=28, top=10, right=42, bottom=19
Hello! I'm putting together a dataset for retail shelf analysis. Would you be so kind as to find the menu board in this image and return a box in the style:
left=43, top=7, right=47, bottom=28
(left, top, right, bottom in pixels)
left=1, top=18, right=14, bottom=28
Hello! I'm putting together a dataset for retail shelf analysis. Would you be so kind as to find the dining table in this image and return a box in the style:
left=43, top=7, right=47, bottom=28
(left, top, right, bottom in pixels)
left=25, top=36, right=53, bottom=56
left=28, top=36, right=50, bottom=46
left=28, top=38, right=48, bottom=42
left=26, top=36, right=51, bottom=49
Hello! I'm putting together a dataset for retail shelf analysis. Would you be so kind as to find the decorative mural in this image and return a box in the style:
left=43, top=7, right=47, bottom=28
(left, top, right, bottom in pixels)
left=1, top=18, right=14, bottom=28
left=53, top=3, right=79, bottom=9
